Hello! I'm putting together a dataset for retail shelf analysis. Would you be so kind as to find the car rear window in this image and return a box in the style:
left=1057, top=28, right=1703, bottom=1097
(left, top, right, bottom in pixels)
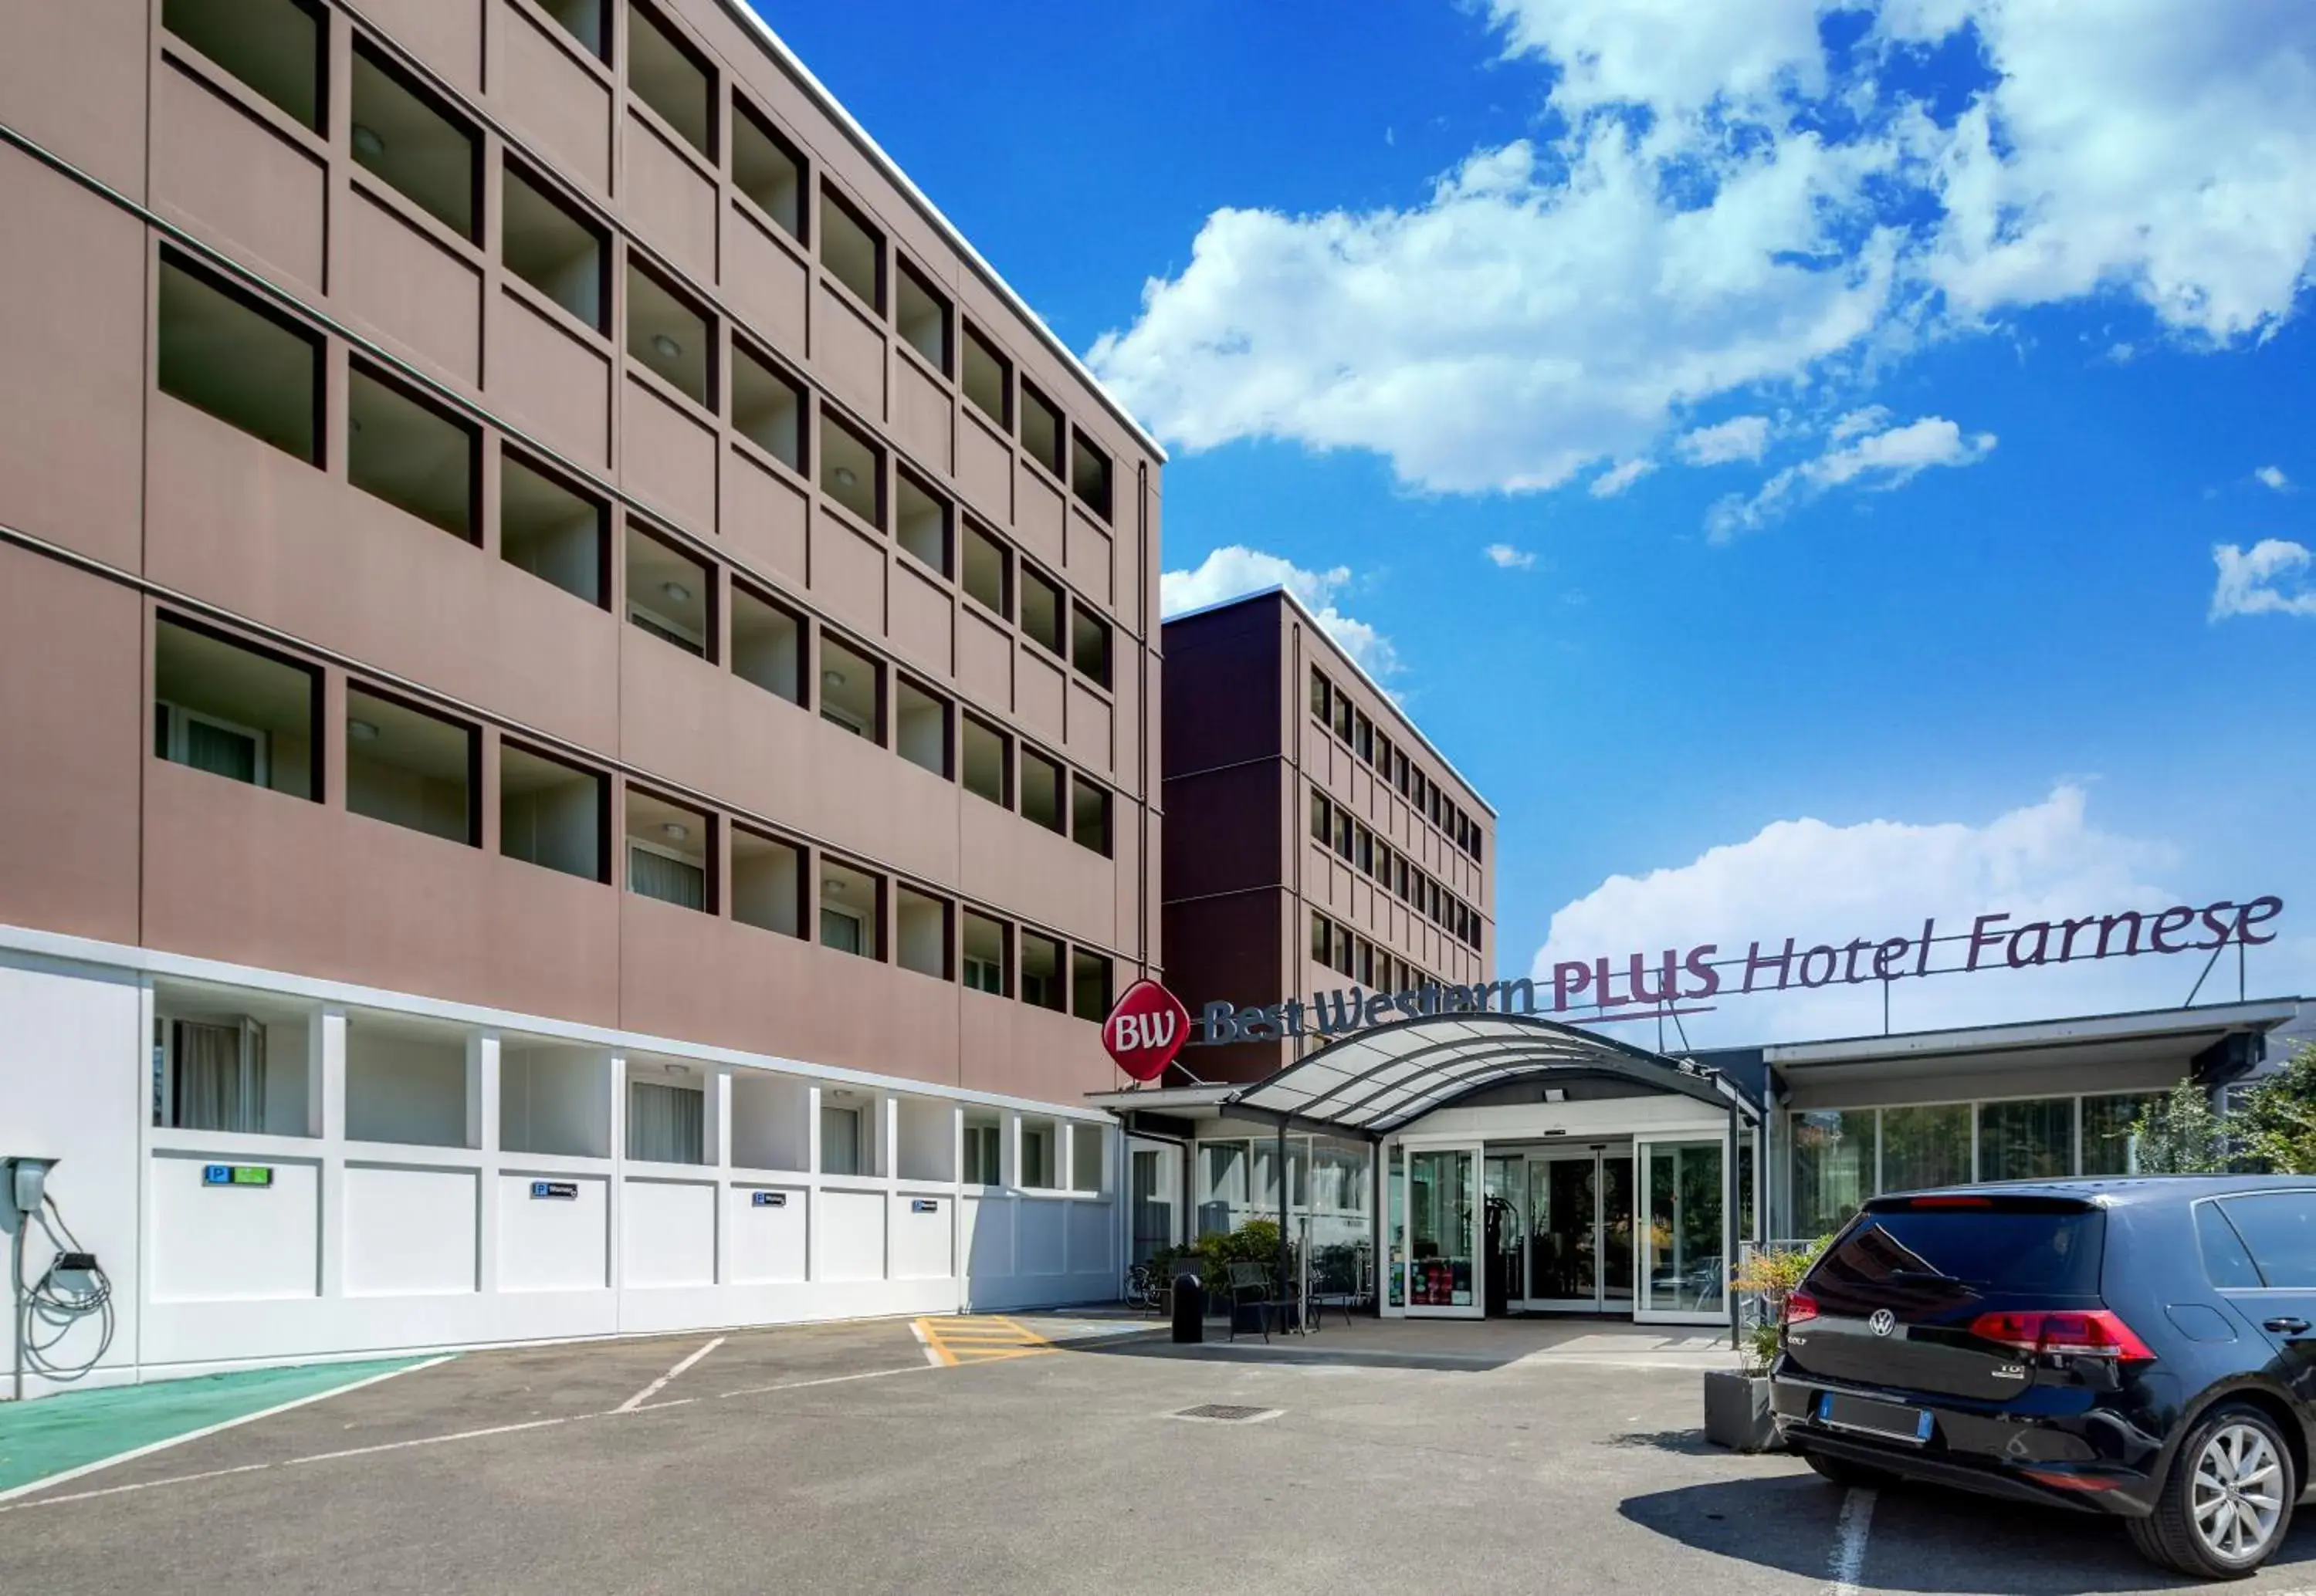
left=2216, top=1192, right=2316, bottom=1288
left=1809, top=1202, right=2104, bottom=1312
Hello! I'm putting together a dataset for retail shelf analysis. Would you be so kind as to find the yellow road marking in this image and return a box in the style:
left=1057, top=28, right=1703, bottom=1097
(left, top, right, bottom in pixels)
left=912, top=1316, right=1058, bottom=1368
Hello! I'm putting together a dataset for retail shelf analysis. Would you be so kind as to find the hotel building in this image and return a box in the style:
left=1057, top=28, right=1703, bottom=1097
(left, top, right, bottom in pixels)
left=0, top=0, right=1159, bottom=1395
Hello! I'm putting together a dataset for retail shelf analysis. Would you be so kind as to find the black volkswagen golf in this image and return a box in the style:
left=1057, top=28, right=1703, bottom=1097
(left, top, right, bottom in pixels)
left=1772, top=1175, right=2316, bottom=1580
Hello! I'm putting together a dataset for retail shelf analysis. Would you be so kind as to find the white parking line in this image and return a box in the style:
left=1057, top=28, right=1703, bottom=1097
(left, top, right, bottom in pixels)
left=615, top=1336, right=725, bottom=1414
left=1826, top=1486, right=1876, bottom=1595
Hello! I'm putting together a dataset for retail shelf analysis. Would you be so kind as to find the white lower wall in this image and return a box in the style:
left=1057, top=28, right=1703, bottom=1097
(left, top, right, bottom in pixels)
left=0, top=936, right=1122, bottom=1398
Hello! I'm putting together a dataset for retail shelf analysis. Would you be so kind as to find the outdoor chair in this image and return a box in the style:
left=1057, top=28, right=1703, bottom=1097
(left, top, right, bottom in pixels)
left=1224, top=1261, right=1295, bottom=1342
left=1305, top=1249, right=1362, bottom=1328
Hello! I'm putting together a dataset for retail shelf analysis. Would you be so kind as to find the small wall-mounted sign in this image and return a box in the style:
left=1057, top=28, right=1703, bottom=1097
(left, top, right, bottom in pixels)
left=203, top=1164, right=272, bottom=1187
left=751, top=1191, right=787, bottom=1208
left=910, top=1198, right=940, bottom=1214
left=530, top=1180, right=578, bottom=1200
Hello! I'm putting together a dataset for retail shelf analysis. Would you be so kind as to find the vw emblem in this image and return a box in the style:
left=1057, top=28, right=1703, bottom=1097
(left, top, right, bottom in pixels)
left=1868, top=1309, right=1898, bottom=1338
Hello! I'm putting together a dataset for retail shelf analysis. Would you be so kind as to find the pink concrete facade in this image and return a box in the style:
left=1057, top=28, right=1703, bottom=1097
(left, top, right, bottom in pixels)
left=0, top=0, right=1162, bottom=1104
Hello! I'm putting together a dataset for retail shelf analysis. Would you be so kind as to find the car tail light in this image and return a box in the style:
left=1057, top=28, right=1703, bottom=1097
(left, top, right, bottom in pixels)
left=1784, top=1290, right=1820, bottom=1326
left=1968, top=1308, right=2155, bottom=1361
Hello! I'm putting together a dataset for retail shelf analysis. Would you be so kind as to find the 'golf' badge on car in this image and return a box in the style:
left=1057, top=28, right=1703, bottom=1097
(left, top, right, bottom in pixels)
left=1869, top=1308, right=1898, bottom=1337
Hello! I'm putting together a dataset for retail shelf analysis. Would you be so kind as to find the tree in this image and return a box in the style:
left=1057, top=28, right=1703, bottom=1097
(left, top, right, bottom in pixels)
left=2233, top=1043, right=2316, bottom=1175
left=2128, top=1080, right=2232, bottom=1174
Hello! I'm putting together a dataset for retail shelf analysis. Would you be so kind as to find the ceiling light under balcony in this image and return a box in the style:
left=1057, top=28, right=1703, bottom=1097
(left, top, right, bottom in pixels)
left=347, top=719, right=380, bottom=742
left=659, top=581, right=691, bottom=605
left=831, top=466, right=857, bottom=490
left=352, top=123, right=386, bottom=160
left=823, top=876, right=843, bottom=894
left=822, top=669, right=845, bottom=689
left=651, top=333, right=683, bottom=361
left=662, top=822, right=689, bottom=841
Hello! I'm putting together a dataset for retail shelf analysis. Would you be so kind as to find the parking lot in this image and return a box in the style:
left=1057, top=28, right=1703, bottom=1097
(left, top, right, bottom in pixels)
left=5, top=1315, right=2316, bottom=1594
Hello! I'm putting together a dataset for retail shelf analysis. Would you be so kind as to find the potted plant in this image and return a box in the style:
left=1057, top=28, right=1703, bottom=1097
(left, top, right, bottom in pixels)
left=1705, top=1236, right=1829, bottom=1452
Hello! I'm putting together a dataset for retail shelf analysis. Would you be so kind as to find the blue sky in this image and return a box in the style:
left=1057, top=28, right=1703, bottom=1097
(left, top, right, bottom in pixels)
left=758, top=1, right=2316, bottom=1043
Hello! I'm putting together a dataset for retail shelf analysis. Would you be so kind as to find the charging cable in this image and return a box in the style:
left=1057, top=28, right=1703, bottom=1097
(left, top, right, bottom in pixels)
left=12, top=1191, right=113, bottom=1400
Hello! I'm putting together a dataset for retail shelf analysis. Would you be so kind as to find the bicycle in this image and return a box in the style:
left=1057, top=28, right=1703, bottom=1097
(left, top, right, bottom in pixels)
left=1123, top=1261, right=1164, bottom=1311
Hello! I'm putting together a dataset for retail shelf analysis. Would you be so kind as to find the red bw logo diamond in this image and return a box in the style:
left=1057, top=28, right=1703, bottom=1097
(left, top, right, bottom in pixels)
left=1102, top=979, right=1190, bottom=1082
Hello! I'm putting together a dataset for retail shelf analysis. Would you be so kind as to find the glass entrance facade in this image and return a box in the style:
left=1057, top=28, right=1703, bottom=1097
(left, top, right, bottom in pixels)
left=1407, top=1148, right=1477, bottom=1310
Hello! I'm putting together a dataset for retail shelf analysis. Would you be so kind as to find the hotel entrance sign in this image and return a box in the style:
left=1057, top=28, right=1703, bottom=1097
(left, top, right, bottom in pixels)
left=1102, top=979, right=1191, bottom=1080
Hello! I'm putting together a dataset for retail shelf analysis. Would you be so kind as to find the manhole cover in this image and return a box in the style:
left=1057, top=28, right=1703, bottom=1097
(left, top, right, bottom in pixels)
left=1172, top=1404, right=1280, bottom=1423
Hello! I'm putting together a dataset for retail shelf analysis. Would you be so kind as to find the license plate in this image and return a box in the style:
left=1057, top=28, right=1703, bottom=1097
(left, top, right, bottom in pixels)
left=1817, top=1391, right=1934, bottom=1445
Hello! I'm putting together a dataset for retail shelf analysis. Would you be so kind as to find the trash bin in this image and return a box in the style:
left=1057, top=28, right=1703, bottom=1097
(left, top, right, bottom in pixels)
left=1171, top=1272, right=1205, bottom=1344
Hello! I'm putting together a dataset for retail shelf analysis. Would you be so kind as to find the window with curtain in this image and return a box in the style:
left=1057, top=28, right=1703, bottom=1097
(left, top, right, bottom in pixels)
left=820, top=1104, right=862, bottom=1175
left=628, top=843, right=706, bottom=909
left=1791, top=1108, right=1875, bottom=1237
left=963, top=1121, right=1001, bottom=1185
left=1880, top=1103, right=1972, bottom=1194
left=1978, top=1097, right=2074, bottom=1182
left=168, top=1018, right=267, bottom=1133
left=627, top=1079, right=703, bottom=1163
left=2081, top=1093, right=2159, bottom=1175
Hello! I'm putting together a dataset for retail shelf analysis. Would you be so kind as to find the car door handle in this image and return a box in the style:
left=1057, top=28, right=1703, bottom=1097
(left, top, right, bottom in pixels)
left=2264, top=1317, right=2311, bottom=1334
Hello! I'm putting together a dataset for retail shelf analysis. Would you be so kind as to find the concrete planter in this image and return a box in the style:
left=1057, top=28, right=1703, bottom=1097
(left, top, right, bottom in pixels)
left=1702, top=1369, right=1781, bottom=1453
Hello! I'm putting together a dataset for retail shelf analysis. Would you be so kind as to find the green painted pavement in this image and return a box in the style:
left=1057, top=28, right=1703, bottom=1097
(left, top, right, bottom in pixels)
left=0, top=1357, right=433, bottom=1495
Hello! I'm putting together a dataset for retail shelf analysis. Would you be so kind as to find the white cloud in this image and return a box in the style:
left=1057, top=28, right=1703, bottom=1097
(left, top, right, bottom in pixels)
left=1522, top=786, right=2293, bottom=1046
left=2257, top=465, right=2292, bottom=492
left=1589, top=458, right=1657, bottom=498
left=1089, top=2, right=2316, bottom=499
left=1677, top=416, right=1773, bottom=465
left=1708, top=414, right=1996, bottom=539
left=1160, top=546, right=1402, bottom=677
left=2211, top=539, right=2316, bottom=620
left=1829, top=405, right=1893, bottom=443
left=1484, top=543, right=1538, bottom=569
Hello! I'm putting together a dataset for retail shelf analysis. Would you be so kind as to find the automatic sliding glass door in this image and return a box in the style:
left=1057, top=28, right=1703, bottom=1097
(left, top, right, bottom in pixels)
left=1405, top=1146, right=1480, bottom=1317
left=1638, top=1138, right=1726, bottom=1324
left=1518, top=1149, right=1637, bottom=1313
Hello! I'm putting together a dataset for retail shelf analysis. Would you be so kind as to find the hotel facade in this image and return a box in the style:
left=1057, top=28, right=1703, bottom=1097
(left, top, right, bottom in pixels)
left=0, top=0, right=1160, bottom=1396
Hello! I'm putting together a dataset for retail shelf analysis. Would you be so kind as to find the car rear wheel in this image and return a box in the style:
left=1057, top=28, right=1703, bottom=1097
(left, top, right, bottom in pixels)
left=2128, top=1404, right=2296, bottom=1581
left=1803, top=1449, right=1897, bottom=1489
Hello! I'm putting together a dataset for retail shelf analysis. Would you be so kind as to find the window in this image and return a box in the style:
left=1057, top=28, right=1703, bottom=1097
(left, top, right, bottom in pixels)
left=895, top=678, right=950, bottom=779
left=1468, top=824, right=1484, bottom=864
left=627, top=0, right=713, bottom=159
left=2214, top=1194, right=2316, bottom=1289
left=1791, top=1108, right=1876, bottom=1236
left=961, top=714, right=1010, bottom=807
left=1354, top=712, right=1373, bottom=762
left=1020, top=566, right=1065, bottom=654
left=1069, top=429, right=1112, bottom=521
left=157, top=252, right=321, bottom=462
left=1021, top=1120, right=1057, bottom=1189
left=730, top=827, right=801, bottom=937
left=1021, top=932, right=1062, bottom=1011
left=730, top=583, right=804, bottom=705
left=1880, top=1104, right=1972, bottom=1192
left=1396, top=752, right=1410, bottom=796
left=625, top=526, right=713, bottom=658
left=1977, top=1098, right=2073, bottom=1183
left=820, top=410, right=882, bottom=526
left=962, top=911, right=1008, bottom=996
left=1021, top=749, right=1065, bottom=834
left=502, top=452, right=606, bottom=605
left=1020, top=382, right=1065, bottom=475
left=1071, top=777, right=1112, bottom=857
left=1373, top=843, right=1391, bottom=884
left=963, top=1118, right=1002, bottom=1184
left=164, top=0, right=322, bottom=130
left=1332, top=925, right=1353, bottom=979
left=2081, top=1093, right=2158, bottom=1176
left=1396, top=856, right=1410, bottom=900
left=627, top=262, right=712, bottom=407
left=348, top=363, right=477, bottom=539
left=818, top=858, right=880, bottom=957
left=1332, top=692, right=1353, bottom=743
left=156, top=1015, right=279, bottom=1134
left=628, top=1074, right=704, bottom=1162
left=1309, top=791, right=1329, bottom=843
left=896, top=886, right=950, bottom=979
left=962, top=521, right=1011, bottom=617
left=346, top=687, right=476, bottom=844
left=818, top=186, right=884, bottom=310
left=2198, top=1201, right=2264, bottom=1290
left=1355, top=824, right=1373, bottom=874
left=501, top=742, right=606, bottom=881
left=1065, top=945, right=1112, bottom=1019
left=896, top=259, right=951, bottom=373
left=962, top=323, right=1009, bottom=429
left=1072, top=1123, right=1105, bottom=1192
left=818, top=634, right=881, bottom=741
left=350, top=45, right=477, bottom=238
left=1332, top=808, right=1352, bottom=860
left=732, top=100, right=804, bottom=239
left=731, top=343, right=804, bottom=469
left=535, top=0, right=604, bottom=59
left=1310, top=669, right=1331, bottom=722
left=1310, top=913, right=1331, bottom=965
left=154, top=617, right=320, bottom=800
left=896, top=470, right=950, bottom=574
left=1071, top=605, right=1111, bottom=687
left=818, top=1101, right=862, bottom=1175
left=625, top=789, right=711, bottom=912
left=1374, top=730, right=1392, bottom=773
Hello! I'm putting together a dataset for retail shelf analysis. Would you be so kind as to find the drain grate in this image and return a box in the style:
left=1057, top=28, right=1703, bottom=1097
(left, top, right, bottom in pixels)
left=1173, top=1404, right=1280, bottom=1423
